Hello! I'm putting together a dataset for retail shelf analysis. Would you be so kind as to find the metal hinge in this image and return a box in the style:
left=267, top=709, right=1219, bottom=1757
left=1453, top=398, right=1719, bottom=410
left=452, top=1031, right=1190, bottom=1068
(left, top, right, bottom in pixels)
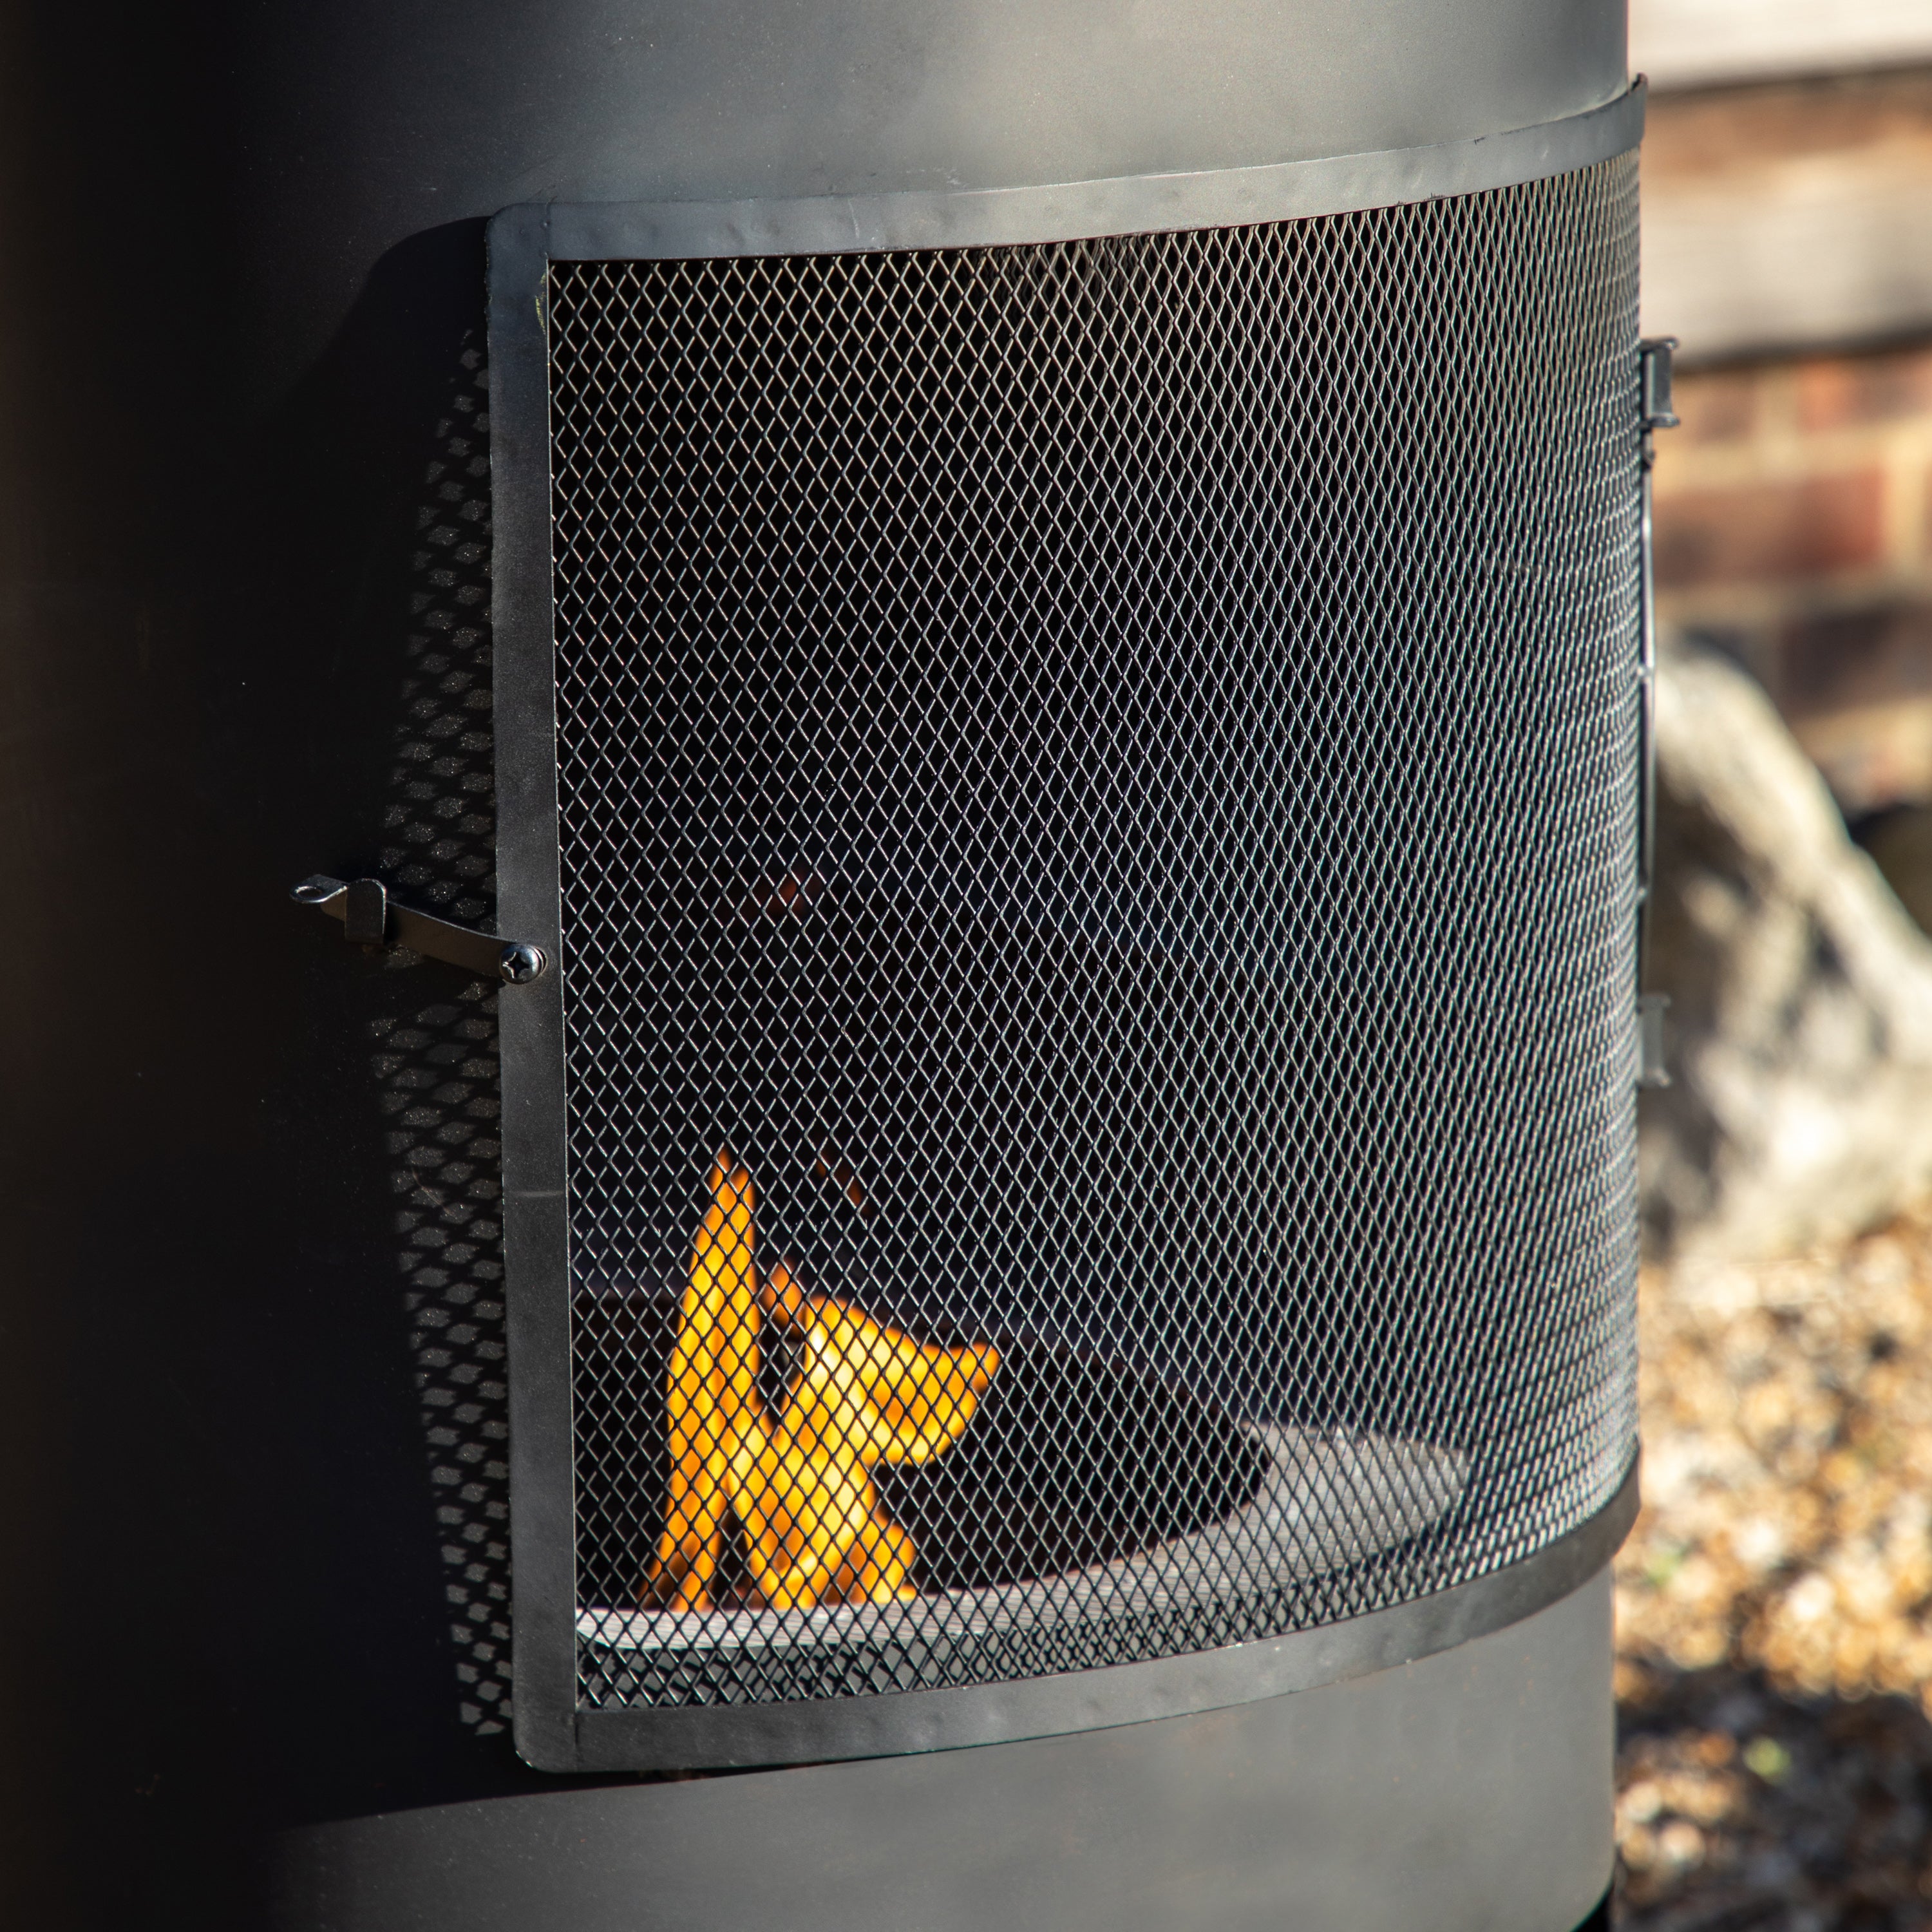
left=1636, top=335, right=1680, bottom=920
left=292, top=875, right=549, bottom=985
left=1640, top=336, right=1679, bottom=444
left=1636, top=339, right=1679, bottom=1087
left=1637, top=992, right=1671, bottom=1089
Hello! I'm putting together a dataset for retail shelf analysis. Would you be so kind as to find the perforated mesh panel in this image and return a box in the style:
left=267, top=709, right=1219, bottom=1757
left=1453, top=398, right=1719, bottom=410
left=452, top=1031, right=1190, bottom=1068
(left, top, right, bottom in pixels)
left=547, top=156, right=1642, bottom=1708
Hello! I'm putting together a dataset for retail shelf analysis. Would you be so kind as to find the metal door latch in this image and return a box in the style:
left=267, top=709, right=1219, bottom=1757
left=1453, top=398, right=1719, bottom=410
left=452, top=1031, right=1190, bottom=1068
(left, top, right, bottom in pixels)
left=292, top=875, right=549, bottom=984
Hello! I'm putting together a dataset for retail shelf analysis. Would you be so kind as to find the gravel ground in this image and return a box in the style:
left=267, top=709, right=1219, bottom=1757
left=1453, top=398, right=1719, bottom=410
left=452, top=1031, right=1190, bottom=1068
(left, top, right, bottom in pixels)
left=1616, top=1200, right=1932, bottom=1927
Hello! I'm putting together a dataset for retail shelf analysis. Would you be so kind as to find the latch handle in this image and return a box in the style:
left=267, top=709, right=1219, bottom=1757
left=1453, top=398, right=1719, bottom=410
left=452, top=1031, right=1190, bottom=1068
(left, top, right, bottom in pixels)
left=292, top=875, right=549, bottom=985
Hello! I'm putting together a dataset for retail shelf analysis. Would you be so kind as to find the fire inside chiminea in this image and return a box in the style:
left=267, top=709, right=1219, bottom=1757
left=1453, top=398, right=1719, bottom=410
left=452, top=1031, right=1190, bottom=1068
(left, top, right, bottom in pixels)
left=643, top=1153, right=1001, bottom=1613
left=553, top=179, right=1642, bottom=1721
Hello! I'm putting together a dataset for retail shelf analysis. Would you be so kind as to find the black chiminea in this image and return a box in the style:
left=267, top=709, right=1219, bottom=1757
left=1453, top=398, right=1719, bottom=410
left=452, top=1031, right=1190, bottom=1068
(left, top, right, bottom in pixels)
left=1, top=3, right=1645, bottom=1927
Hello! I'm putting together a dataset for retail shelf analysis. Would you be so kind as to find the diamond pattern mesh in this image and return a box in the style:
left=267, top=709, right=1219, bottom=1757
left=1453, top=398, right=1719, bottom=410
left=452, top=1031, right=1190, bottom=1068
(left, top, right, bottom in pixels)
left=383, top=337, right=514, bottom=1732
left=545, top=156, right=1642, bottom=1708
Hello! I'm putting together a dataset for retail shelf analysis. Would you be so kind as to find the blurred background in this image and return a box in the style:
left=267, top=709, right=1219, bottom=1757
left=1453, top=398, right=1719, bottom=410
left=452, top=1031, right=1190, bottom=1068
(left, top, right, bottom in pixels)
left=1618, top=1, right=1932, bottom=1922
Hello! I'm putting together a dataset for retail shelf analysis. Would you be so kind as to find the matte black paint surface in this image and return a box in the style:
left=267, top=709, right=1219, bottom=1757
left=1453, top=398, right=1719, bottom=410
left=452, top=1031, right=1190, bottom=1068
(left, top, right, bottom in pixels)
left=269, top=1571, right=1616, bottom=1932
left=0, top=1, right=1628, bottom=1924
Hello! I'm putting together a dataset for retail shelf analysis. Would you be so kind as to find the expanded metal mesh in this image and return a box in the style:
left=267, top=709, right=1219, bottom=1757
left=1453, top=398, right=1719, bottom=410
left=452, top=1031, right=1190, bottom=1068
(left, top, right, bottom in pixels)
left=548, top=156, right=1642, bottom=1708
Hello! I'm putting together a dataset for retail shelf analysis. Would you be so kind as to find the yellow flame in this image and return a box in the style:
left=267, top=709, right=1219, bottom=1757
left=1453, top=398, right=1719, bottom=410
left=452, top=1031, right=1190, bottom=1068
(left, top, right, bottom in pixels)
left=641, top=1153, right=998, bottom=1612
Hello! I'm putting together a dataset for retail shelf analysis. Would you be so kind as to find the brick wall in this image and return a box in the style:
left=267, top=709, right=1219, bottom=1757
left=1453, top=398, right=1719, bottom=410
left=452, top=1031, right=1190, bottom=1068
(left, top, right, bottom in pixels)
left=1654, top=337, right=1932, bottom=815
left=1641, top=68, right=1932, bottom=360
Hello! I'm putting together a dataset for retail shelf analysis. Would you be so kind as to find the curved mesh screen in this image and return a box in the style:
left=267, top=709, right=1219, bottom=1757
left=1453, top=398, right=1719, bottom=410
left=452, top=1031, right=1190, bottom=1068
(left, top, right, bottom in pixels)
left=545, top=155, right=1642, bottom=1707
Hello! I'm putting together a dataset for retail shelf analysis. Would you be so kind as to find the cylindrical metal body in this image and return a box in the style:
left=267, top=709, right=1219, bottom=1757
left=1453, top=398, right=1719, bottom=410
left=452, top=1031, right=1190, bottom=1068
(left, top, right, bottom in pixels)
left=0, top=4, right=1635, bottom=1926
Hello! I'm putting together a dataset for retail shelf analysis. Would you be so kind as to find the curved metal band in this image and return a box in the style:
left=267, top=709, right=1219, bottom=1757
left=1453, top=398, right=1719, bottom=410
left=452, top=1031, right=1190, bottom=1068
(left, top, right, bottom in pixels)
left=505, top=80, right=1645, bottom=267
left=568, top=1459, right=1640, bottom=1772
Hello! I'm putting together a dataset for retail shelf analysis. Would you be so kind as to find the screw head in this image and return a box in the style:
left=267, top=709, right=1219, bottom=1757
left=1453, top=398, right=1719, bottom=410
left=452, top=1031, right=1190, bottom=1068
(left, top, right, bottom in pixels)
left=498, top=942, right=547, bottom=985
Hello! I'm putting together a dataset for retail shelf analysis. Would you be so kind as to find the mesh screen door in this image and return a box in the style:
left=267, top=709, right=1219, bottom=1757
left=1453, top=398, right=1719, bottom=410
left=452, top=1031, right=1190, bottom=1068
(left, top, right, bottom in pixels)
left=491, top=153, right=1643, bottom=1770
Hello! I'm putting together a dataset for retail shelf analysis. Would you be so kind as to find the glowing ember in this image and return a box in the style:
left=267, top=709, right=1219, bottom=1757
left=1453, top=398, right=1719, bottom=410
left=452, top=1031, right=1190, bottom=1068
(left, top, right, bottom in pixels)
left=642, top=1153, right=999, bottom=1612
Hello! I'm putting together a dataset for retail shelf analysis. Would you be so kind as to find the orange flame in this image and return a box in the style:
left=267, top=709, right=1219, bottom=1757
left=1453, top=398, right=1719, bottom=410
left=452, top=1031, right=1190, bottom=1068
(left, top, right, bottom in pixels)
left=641, top=1153, right=999, bottom=1612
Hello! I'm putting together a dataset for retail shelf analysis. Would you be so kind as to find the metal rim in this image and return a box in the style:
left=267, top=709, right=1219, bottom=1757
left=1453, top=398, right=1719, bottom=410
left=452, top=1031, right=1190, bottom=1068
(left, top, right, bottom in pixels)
left=491, top=82, right=1644, bottom=270
left=558, top=1459, right=1638, bottom=1772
